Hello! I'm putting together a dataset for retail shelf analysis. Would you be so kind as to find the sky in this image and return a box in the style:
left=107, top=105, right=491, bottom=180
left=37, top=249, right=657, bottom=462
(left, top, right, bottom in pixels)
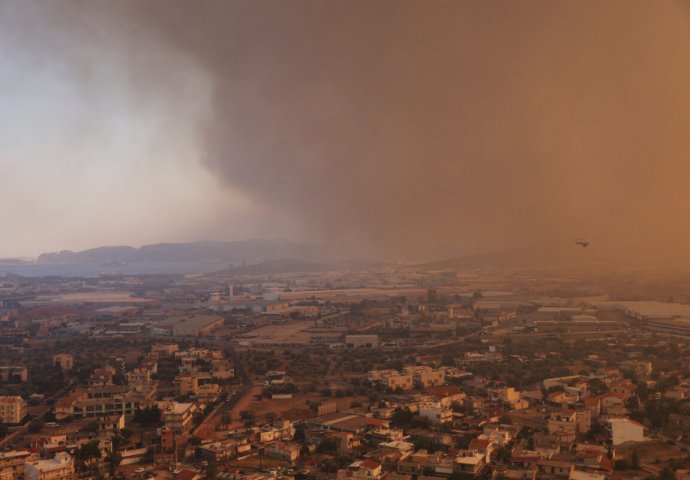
left=1, top=1, right=690, bottom=264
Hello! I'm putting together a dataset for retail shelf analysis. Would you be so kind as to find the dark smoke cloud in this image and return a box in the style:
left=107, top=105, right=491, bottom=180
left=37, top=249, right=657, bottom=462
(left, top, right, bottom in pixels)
left=22, top=1, right=690, bottom=262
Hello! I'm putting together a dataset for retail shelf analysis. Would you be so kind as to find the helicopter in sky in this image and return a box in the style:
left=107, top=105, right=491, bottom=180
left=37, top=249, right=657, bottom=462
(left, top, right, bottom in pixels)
left=575, top=238, right=590, bottom=248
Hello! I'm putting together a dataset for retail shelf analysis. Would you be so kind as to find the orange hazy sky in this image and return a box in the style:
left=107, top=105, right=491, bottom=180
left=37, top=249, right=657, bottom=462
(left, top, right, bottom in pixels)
left=1, top=1, right=690, bottom=264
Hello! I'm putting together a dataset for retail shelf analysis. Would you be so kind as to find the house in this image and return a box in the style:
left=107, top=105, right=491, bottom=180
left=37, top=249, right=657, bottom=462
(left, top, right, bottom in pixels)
left=536, top=459, right=572, bottom=478
left=419, top=403, right=452, bottom=424
left=569, top=470, right=606, bottom=480
left=427, top=386, right=466, bottom=408
left=468, top=438, right=493, bottom=459
left=546, top=391, right=568, bottom=407
left=0, top=450, right=37, bottom=479
left=258, top=421, right=295, bottom=444
left=453, top=449, right=486, bottom=477
left=599, top=393, right=626, bottom=415
left=330, top=431, right=362, bottom=454
left=338, top=459, right=383, bottom=480
left=509, top=451, right=543, bottom=470
left=609, top=381, right=636, bottom=400
left=120, top=448, right=148, bottom=465
left=265, top=442, right=301, bottom=462
left=98, top=414, right=125, bottom=437
left=174, top=469, right=205, bottom=480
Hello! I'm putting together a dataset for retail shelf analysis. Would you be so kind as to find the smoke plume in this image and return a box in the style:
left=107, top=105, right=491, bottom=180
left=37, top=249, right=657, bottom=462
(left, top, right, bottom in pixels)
left=6, top=1, right=690, bottom=263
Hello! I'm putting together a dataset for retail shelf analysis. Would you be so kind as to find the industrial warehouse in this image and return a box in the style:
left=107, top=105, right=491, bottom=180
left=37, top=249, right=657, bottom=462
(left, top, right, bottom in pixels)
left=151, top=314, right=224, bottom=337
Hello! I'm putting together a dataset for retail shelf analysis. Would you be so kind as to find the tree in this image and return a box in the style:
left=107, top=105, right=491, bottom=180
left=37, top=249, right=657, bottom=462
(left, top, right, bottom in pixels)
left=265, top=412, right=277, bottom=425
left=142, top=447, right=154, bottom=464
left=316, top=438, right=338, bottom=454
left=221, top=413, right=232, bottom=427
left=75, top=441, right=102, bottom=463
left=586, top=422, right=607, bottom=441
left=293, top=424, right=306, bottom=442
left=660, top=467, right=676, bottom=480
left=637, top=382, right=650, bottom=402
left=631, top=449, right=640, bottom=469
left=133, top=406, right=162, bottom=426
left=626, top=396, right=640, bottom=410
left=391, top=408, right=414, bottom=427
left=587, top=378, right=608, bottom=396
left=106, top=451, right=122, bottom=476
left=81, top=421, right=99, bottom=433
left=28, top=420, right=44, bottom=434
left=239, top=410, right=254, bottom=420
left=206, top=461, right=218, bottom=480
left=494, top=446, right=511, bottom=464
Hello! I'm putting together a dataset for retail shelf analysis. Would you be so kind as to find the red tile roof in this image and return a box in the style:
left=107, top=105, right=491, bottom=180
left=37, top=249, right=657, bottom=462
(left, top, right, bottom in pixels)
left=469, top=439, right=491, bottom=450
left=360, top=459, right=381, bottom=470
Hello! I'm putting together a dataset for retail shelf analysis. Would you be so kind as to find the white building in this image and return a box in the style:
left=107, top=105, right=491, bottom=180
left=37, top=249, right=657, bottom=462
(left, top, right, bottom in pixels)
left=419, top=402, right=453, bottom=424
left=606, top=417, right=645, bottom=446
left=24, top=452, right=74, bottom=480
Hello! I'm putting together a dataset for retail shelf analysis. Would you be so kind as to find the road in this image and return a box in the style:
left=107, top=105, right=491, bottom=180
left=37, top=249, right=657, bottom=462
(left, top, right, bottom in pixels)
left=191, top=341, right=253, bottom=435
left=0, top=381, right=74, bottom=449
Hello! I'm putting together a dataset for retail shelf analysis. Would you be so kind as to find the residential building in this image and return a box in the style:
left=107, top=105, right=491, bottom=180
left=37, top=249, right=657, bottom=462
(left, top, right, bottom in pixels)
left=52, top=354, right=73, bottom=371
left=547, top=411, right=578, bottom=443
left=338, top=459, right=382, bottom=480
left=265, top=442, right=301, bottom=462
left=419, top=403, right=453, bottom=424
left=162, top=402, right=196, bottom=435
left=258, top=421, right=295, bottom=444
left=403, top=366, right=445, bottom=388
left=380, top=373, right=413, bottom=391
left=0, top=366, right=27, bottom=383
left=453, top=450, right=486, bottom=477
left=605, top=418, right=645, bottom=446
left=24, top=452, right=74, bottom=480
left=151, top=343, right=179, bottom=356
left=536, top=459, right=572, bottom=478
left=197, top=439, right=250, bottom=462
left=0, top=396, right=26, bottom=424
left=0, top=450, right=37, bottom=479
left=211, top=360, right=234, bottom=379
left=55, top=384, right=155, bottom=420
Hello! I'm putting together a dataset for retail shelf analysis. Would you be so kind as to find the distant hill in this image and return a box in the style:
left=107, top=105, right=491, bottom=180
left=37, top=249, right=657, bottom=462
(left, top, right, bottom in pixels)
left=0, top=258, right=31, bottom=265
left=36, top=239, right=333, bottom=265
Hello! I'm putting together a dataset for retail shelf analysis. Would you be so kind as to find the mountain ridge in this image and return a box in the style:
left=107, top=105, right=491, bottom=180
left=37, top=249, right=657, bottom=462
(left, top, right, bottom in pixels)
left=35, top=239, right=333, bottom=265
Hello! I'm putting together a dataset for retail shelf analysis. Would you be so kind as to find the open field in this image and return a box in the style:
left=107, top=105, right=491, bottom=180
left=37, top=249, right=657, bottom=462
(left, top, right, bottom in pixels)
left=240, top=321, right=316, bottom=345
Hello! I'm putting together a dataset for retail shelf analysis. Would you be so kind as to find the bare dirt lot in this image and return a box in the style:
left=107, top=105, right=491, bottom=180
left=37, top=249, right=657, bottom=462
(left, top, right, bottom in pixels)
left=244, top=321, right=315, bottom=345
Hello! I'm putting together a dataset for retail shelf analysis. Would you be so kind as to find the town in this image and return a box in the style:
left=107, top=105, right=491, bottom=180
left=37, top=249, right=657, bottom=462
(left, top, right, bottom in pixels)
left=2, top=264, right=690, bottom=480
left=4, top=0, right=688, bottom=478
